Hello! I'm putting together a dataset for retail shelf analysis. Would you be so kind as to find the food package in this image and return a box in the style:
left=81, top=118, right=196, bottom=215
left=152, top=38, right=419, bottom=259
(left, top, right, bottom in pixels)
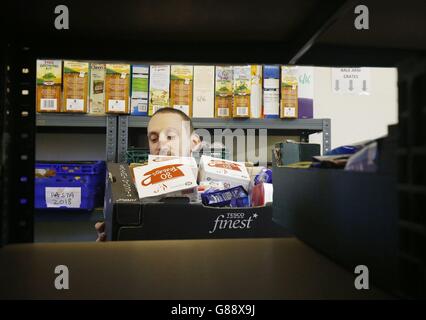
left=215, top=66, right=233, bottom=118
left=250, top=65, right=263, bottom=118
left=89, top=63, right=106, bottom=115
left=254, top=167, right=272, bottom=185
left=133, top=159, right=197, bottom=202
left=130, top=65, right=149, bottom=116
left=36, top=60, right=62, bottom=113
left=170, top=65, right=193, bottom=117
left=192, top=65, right=215, bottom=118
left=197, top=180, right=226, bottom=202
left=148, top=65, right=170, bottom=115
left=262, top=65, right=280, bottom=118
left=148, top=155, right=198, bottom=181
left=201, top=185, right=250, bottom=208
left=105, top=64, right=130, bottom=114
left=198, top=155, right=250, bottom=191
left=280, top=66, right=298, bottom=119
left=63, top=61, right=89, bottom=113
left=251, top=182, right=273, bottom=207
left=232, top=65, right=251, bottom=118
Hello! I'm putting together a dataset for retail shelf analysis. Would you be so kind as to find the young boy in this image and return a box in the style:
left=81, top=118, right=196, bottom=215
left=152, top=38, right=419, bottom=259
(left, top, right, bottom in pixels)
left=95, top=108, right=201, bottom=241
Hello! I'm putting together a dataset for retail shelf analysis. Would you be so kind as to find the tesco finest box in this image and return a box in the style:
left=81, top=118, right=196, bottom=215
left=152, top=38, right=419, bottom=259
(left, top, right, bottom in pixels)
left=104, top=163, right=287, bottom=241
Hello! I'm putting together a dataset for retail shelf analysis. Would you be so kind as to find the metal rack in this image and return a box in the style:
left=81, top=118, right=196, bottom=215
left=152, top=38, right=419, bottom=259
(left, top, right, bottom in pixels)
left=36, top=114, right=118, bottom=162
left=35, top=114, right=331, bottom=164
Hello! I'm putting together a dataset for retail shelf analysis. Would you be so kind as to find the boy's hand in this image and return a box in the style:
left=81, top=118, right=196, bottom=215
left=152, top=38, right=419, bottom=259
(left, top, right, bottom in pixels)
left=95, top=221, right=106, bottom=242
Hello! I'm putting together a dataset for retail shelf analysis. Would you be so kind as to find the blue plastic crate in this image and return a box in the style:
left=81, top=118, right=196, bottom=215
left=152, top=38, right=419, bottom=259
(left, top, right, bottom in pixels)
left=35, top=161, right=106, bottom=211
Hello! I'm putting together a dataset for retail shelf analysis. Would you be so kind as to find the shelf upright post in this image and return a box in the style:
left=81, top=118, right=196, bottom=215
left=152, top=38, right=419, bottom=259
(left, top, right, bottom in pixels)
left=117, top=116, right=129, bottom=163
left=322, top=118, right=331, bottom=154
left=106, top=115, right=118, bottom=162
left=2, top=42, right=35, bottom=243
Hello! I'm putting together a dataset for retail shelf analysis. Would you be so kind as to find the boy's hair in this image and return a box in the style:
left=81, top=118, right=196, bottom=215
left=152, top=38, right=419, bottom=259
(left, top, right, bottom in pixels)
left=151, top=108, right=194, bottom=133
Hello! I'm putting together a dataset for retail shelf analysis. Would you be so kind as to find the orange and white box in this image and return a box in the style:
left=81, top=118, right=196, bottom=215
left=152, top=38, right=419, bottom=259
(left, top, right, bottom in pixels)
left=133, top=159, right=197, bottom=202
left=198, top=155, right=250, bottom=191
left=148, top=155, right=198, bottom=180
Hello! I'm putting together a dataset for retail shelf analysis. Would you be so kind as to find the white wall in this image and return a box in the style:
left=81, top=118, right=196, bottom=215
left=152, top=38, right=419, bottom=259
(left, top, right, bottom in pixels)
left=310, top=67, right=398, bottom=152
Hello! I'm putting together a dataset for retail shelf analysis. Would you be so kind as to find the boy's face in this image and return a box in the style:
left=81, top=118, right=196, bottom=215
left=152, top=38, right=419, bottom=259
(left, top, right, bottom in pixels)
left=147, top=112, right=197, bottom=157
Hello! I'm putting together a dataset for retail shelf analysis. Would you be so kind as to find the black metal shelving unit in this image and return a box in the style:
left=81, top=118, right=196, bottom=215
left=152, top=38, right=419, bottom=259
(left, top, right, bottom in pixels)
left=2, top=0, right=426, bottom=298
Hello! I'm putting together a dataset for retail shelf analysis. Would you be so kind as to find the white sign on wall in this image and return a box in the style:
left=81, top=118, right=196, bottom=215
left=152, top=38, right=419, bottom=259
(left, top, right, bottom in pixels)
left=332, top=67, right=371, bottom=95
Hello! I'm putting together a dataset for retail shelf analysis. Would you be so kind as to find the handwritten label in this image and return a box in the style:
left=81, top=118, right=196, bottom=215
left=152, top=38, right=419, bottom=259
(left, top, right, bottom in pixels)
left=45, top=187, right=81, bottom=208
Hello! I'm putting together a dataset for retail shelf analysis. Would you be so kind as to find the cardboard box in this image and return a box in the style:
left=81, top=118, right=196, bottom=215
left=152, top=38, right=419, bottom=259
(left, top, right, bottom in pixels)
left=148, top=65, right=170, bottom=116
left=148, top=155, right=198, bottom=180
left=192, top=65, right=215, bottom=118
left=63, top=61, right=89, bottom=113
left=215, top=66, right=233, bottom=118
left=250, top=65, right=262, bottom=118
left=198, top=155, right=250, bottom=191
left=89, top=63, right=106, bottom=115
left=36, top=60, right=62, bottom=113
left=296, top=66, right=314, bottom=119
left=133, top=158, right=197, bottom=202
left=232, top=65, right=251, bottom=118
left=130, top=65, right=149, bottom=116
left=104, top=163, right=287, bottom=241
left=274, top=141, right=320, bottom=166
left=105, top=64, right=130, bottom=114
left=262, top=65, right=280, bottom=118
left=280, top=66, right=298, bottom=119
left=170, top=65, right=193, bottom=117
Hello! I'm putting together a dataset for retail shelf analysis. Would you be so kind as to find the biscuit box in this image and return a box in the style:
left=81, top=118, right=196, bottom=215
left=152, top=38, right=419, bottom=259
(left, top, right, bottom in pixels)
left=198, top=155, right=250, bottom=191
left=133, top=159, right=197, bottom=202
left=148, top=155, right=198, bottom=180
left=104, top=163, right=288, bottom=241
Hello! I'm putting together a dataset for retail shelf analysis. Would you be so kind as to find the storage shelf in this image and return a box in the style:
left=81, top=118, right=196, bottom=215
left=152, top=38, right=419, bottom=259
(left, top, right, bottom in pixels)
left=128, top=116, right=328, bottom=133
left=36, top=114, right=111, bottom=127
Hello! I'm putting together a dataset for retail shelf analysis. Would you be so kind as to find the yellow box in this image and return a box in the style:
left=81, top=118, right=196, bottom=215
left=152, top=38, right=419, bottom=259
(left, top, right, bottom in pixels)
left=63, top=61, right=89, bottom=113
left=170, top=65, right=193, bottom=117
left=105, top=64, right=130, bottom=114
left=36, top=60, right=62, bottom=113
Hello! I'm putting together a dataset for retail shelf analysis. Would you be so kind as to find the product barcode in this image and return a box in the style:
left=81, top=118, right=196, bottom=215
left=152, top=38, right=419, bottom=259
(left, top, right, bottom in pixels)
left=41, top=99, right=57, bottom=110
left=218, top=108, right=229, bottom=116
left=237, top=107, right=248, bottom=116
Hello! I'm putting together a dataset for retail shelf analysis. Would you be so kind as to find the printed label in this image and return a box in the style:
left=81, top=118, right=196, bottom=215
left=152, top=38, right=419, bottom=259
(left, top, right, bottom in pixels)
left=45, top=187, right=81, bottom=208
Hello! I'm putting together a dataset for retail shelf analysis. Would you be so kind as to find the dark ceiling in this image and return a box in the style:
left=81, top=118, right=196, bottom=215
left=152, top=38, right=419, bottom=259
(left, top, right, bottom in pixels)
left=2, top=0, right=425, bottom=65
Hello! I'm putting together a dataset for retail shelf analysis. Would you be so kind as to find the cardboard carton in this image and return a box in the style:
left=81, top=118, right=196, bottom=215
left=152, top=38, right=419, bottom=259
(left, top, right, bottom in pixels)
left=215, top=66, right=233, bottom=118
left=130, top=65, right=149, bottom=116
left=280, top=66, right=298, bottom=119
left=63, top=61, right=89, bottom=113
left=36, top=60, right=62, bottom=113
left=148, top=65, right=170, bottom=116
left=133, top=159, right=197, bottom=202
left=89, top=63, right=106, bottom=115
left=192, top=65, right=215, bottom=118
left=250, top=65, right=262, bottom=118
left=232, top=65, right=251, bottom=118
left=170, top=65, right=193, bottom=117
left=105, top=64, right=130, bottom=114
left=198, top=155, right=250, bottom=191
left=263, top=65, right=280, bottom=118
left=148, top=155, right=198, bottom=180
